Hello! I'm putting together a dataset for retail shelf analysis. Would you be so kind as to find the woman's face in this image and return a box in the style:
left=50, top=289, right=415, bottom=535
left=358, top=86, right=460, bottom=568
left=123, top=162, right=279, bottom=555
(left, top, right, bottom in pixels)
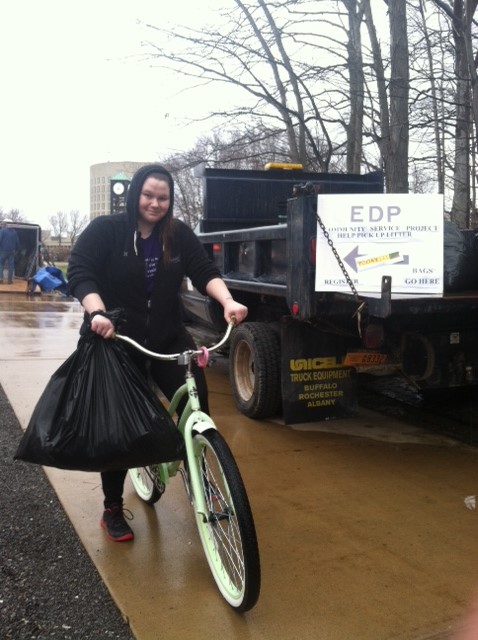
left=138, top=177, right=171, bottom=228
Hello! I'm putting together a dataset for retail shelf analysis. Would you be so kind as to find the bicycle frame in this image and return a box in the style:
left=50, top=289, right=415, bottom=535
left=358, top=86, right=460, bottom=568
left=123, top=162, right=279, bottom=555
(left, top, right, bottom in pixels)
left=114, top=321, right=235, bottom=522
left=161, top=374, right=216, bottom=523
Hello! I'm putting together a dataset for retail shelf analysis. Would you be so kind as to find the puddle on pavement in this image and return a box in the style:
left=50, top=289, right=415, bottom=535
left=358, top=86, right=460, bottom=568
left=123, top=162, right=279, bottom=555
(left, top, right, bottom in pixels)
left=286, top=412, right=464, bottom=446
left=0, top=295, right=82, bottom=330
left=0, top=295, right=83, bottom=359
left=0, top=293, right=82, bottom=314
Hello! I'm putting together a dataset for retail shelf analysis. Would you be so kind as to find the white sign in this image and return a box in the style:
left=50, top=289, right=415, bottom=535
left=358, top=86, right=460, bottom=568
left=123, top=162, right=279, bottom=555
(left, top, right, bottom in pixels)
left=315, top=193, right=444, bottom=295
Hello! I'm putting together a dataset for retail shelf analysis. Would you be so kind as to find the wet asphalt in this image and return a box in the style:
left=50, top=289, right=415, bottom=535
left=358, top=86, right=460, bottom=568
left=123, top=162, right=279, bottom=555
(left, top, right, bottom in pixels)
left=0, top=384, right=134, bottom=640
left=5, top=289, right=478, bottom=639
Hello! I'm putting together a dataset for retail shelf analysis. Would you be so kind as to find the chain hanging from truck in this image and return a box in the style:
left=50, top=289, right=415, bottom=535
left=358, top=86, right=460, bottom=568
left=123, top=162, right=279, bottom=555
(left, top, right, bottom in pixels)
left=297, top=182, right=366, bottom=337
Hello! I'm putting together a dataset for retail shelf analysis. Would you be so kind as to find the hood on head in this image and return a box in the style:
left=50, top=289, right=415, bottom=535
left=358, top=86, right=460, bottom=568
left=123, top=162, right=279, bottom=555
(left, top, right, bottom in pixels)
left=126, top=164, right=175, bottom=229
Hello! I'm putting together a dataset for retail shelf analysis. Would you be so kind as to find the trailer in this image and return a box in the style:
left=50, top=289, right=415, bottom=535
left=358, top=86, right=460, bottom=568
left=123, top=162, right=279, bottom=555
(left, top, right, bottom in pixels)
left=2, top=221, right=41, bottom=280
left=181, top=165, right=478, bottom=424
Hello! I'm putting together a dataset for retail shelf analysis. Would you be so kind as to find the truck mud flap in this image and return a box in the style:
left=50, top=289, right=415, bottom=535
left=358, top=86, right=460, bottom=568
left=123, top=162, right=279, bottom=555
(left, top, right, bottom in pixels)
left=281, top=317, right=357, bottom=424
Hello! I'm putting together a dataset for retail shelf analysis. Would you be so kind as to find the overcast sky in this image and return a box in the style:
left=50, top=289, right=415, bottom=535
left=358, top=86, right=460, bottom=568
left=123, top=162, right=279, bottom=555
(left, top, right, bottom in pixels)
left=0, top=1, right=224, bottom=229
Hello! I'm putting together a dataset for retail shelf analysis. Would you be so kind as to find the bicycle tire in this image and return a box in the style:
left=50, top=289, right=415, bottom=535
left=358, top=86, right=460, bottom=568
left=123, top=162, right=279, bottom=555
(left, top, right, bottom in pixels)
left=129, top=466, right=165, bottom=505
left=191, top=429, right=261, bottom=612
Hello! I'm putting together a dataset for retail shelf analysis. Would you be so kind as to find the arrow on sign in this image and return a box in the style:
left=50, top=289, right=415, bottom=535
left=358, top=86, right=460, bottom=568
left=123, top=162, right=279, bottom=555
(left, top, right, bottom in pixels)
left=344, top=246, right=365, bottom=272
left=344, top=246, right=409, bottom=272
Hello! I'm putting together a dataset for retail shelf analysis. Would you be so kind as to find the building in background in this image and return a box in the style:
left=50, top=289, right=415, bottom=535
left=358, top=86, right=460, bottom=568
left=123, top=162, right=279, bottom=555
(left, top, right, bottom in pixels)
left=90, top=161, right=149, bottom=219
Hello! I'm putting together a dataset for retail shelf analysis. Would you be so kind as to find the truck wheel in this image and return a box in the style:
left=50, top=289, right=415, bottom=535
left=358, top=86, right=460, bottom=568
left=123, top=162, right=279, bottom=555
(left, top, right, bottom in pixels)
left=229, top=322, right=282, bottom=419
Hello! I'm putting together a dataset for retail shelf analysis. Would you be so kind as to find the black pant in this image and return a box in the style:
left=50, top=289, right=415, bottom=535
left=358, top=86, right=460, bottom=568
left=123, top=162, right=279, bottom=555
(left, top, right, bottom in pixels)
left=101, top=332, right=209, bottom=508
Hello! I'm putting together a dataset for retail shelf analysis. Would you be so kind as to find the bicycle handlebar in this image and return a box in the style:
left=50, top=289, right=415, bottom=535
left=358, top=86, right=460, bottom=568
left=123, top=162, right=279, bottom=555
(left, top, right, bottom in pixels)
left=113, top=318, right=236, bottom=362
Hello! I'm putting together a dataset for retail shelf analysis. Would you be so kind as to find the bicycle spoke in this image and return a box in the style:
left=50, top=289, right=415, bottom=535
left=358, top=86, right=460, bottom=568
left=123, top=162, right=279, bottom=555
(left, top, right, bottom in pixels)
left=198, top=442, right=252, bottom=596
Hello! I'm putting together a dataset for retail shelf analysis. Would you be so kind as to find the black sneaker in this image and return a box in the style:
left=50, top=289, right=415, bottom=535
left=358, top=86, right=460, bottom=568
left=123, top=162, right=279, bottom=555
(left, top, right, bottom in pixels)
left=100, top=504, right=134, bottom=542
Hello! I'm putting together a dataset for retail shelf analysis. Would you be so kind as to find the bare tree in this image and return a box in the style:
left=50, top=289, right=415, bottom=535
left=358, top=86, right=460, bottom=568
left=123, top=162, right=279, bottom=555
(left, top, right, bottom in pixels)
left=446, top=0, right=471, bottom=227
left=416, top=0, right=446, bottom=194
left=163, top=125, right=293, bottom=228
left=0, top=208, right=28, bottom=223
left=139, top=0, right=478, bottom=218
left=163, top=156, right=203, bottom=229
left=68, top=210, right=88, bottom=244
left=49, top=211, right=69, bottom=245
left=429, top=0, right=476, bottom=226
left=141, top=1, right=407, bottom=180
left=141, top=1, right=340, bottom=170
left=462, top=0, right=478, bottom=224
left=363, top=1, right=390, bottom=175
left=343, top=0, right=366, bottom=173
left=387, top=0, right=409, bottom=192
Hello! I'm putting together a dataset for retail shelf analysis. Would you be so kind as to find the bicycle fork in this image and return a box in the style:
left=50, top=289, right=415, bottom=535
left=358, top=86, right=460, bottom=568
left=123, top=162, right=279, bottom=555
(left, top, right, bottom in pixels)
left=176, top=372, right=217, bottom=523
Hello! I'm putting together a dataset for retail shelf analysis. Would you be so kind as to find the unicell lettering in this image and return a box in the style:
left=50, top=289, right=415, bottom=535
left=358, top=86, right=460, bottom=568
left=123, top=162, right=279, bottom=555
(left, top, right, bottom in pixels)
left=290, top=358, right=334, bottom=371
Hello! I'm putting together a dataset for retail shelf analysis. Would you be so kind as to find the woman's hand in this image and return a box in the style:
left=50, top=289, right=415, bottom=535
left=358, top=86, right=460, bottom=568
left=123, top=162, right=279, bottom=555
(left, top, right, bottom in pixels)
left=224, top=299, right=248, bottom=324
left=204, top=278, right=248, bottom=324
left=82, top=294, right=115, bottom=339
left=90, top=314, right=115, bottom=339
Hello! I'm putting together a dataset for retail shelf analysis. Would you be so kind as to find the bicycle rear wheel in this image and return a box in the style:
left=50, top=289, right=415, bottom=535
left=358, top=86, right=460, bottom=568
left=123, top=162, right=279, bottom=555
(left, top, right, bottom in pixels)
left=191, top=429, right=261, bottom=612
left=129, top=466, right=165, bottom=505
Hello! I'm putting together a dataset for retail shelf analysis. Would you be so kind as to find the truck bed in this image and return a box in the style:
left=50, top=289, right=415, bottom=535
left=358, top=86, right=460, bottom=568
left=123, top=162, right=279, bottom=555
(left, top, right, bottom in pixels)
left=191, top=220, right=478, bottom=323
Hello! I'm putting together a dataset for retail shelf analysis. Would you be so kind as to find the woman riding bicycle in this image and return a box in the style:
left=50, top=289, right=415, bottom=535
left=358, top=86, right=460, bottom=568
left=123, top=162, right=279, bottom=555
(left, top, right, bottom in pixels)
left=67, top=163, right=248, bottom=542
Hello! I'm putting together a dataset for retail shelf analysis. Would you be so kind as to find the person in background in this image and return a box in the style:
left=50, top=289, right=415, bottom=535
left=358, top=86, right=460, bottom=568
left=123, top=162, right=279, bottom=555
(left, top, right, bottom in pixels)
left=67, top=164, right=248, bottom=542
left=0, top=222, right=20, bottom=284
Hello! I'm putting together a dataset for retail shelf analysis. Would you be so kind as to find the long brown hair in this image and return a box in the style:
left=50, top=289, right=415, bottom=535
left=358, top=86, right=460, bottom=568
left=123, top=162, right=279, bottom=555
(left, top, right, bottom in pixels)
left=161, top=216, right=177, bottom=266
left=148, top=172, right=175, bottom=265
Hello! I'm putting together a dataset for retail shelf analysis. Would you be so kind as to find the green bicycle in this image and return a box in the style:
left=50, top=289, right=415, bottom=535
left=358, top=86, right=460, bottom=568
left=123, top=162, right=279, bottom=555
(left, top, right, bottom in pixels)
left=115, top=321, right=261, bottom=612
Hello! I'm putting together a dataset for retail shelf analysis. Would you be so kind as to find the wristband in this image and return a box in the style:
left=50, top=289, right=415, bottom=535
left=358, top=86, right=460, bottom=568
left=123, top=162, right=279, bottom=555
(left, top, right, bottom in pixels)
left=89, top=309, right=108, bottom=320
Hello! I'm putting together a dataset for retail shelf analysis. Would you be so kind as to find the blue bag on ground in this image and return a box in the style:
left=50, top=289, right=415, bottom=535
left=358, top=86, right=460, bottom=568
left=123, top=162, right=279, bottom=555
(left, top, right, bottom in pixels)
left=15, top=333, right=185, bottom=471
left=32, top=266, right=68, bottom=294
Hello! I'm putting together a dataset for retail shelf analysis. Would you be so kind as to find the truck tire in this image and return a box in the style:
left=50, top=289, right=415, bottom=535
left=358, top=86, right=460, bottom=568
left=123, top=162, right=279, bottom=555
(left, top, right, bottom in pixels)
left=229, top=322, right=282, bottom=419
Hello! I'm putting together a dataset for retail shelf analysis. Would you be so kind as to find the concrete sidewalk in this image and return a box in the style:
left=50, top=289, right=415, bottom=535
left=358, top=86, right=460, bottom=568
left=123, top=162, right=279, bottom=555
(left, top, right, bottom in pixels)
left=0, top=293, right=133, bottom=638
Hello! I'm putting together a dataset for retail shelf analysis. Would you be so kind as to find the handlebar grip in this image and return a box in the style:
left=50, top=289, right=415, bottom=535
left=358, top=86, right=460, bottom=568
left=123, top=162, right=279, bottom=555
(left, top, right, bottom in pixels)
left=196, top=346, right=209, bottom=368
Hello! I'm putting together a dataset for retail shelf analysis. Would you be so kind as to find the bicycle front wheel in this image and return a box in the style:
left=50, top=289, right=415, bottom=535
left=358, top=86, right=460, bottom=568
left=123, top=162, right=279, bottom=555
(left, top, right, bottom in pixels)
left=129, top=466, right=165, bottom=505
left=191, top=429, right=261, bottom=612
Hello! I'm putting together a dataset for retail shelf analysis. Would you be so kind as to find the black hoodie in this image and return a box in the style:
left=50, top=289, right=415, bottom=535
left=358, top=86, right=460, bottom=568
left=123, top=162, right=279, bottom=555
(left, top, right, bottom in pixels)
left=67, top=164, right=221, bottom=350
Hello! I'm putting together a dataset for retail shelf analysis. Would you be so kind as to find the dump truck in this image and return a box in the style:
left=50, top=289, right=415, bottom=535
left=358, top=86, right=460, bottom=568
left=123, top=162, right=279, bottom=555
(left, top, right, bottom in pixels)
left=181, top=165, right=478, bottom=424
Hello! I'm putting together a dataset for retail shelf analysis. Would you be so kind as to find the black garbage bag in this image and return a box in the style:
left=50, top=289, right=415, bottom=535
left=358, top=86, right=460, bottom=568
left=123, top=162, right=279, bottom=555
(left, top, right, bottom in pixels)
left=15, top=332, right=185, bottom=471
